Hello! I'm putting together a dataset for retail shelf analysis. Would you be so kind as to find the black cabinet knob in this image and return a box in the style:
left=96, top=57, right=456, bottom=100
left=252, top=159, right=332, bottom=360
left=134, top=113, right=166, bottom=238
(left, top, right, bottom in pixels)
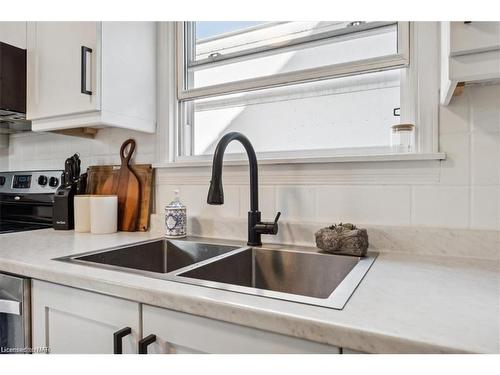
left=48, top=176, right=59, bottom=188
left=38, top=175, right=48, bottom=186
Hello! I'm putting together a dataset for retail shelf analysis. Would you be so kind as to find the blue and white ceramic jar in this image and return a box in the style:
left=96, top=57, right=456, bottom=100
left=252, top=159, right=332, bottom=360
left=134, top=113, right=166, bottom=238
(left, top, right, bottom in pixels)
left=165, top=189, right=187, bottom=238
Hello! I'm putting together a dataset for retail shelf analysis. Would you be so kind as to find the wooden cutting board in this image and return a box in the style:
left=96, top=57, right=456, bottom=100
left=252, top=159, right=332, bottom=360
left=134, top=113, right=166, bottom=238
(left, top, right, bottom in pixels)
left=102, top=139, right=140, bottom=231
left=86, top=159, right=153, bottom=231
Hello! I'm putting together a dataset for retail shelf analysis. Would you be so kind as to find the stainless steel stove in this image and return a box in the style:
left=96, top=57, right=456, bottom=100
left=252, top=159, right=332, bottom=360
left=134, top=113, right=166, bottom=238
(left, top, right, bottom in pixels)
left=0, top=170, right=62, bottom=354
left=0, top=170, right=62, bottom=234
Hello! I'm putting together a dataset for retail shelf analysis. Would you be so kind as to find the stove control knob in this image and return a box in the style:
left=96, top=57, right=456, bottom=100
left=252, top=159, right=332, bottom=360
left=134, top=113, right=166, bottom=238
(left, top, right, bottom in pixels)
left=48, top=176, right=59, bottom=188
left=38, top=175, right=48, bottom=186
left=0, top=176, right=5, bottom=186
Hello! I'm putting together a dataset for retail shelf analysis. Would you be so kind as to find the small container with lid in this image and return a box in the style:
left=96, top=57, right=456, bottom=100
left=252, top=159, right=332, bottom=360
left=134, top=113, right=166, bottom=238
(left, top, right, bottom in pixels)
left=165, top=189, right=187, bottom=238
left=390, top=123, right=415, bottom=153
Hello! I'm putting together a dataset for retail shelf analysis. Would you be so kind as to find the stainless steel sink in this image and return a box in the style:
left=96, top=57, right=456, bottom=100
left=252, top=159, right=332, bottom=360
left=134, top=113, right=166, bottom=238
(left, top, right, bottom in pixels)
left=56, top=239, right=240, bottom=274
left=55, top=239, right=376, bottom=310
left=177, top=248, right=358, bottom=298
left=175, top=247, right=376, bottom=309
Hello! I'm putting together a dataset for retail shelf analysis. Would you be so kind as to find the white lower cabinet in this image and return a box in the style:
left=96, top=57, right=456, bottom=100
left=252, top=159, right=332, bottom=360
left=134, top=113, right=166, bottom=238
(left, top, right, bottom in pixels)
left=141, top=304, right=340, bottom=354
left=31, top=280, right=340, bottom=354
left=31, top=280, right=140, bottom=354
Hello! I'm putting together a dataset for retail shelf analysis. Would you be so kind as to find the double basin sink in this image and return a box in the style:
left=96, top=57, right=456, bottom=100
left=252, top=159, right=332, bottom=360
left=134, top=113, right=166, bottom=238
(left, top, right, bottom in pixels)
left=56, top=239, right=376, bottom=309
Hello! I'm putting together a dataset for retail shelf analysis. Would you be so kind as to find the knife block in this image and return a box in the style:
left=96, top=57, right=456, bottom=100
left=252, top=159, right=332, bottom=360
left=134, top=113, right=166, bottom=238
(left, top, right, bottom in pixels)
left=53, top=184, right=76, bottom=230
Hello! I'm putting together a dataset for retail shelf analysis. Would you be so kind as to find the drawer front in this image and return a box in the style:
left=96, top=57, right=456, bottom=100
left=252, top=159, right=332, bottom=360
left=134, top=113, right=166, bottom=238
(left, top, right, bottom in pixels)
left=450, top=22, right=500, bottom=56
left=143, top=304, right=340, bottom=354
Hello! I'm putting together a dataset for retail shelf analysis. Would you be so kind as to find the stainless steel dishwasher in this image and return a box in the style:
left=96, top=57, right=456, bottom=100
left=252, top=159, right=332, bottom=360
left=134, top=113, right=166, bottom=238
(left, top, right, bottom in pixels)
left=0, top=273, right=30, bottom=354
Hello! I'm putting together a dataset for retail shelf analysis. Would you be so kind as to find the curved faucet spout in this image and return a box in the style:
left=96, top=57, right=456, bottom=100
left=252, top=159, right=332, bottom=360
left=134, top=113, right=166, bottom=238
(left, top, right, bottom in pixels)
left=207, top=132, right=279, bottom=246
left=207, top=132, right=259, bottom=212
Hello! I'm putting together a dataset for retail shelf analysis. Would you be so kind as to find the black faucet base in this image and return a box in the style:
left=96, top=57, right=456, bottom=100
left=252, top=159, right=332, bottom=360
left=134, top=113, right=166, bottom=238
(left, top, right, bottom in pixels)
left=248, top=211, right=262, bottom=247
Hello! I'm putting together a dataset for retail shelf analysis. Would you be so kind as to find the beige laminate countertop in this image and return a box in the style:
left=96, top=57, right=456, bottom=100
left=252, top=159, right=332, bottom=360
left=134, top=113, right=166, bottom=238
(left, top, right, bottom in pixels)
left=0, top=229, right=498, bottom=353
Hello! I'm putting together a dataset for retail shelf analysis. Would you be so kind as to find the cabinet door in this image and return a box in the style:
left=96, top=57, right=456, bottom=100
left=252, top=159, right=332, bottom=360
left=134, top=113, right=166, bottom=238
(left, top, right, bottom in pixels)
left=450, top=22, right=500, bottom=56
left=27, top=22, right=100, bottom=120
left=32, top=280, right=140, bottom=354
left=0, top=21, right=27, bottom=48
left=142, top=304, right=340, bottom=354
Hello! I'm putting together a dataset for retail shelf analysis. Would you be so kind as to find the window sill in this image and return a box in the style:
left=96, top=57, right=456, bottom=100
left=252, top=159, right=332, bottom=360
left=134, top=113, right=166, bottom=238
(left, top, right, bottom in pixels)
left=153, top=152, right=446, bottom=169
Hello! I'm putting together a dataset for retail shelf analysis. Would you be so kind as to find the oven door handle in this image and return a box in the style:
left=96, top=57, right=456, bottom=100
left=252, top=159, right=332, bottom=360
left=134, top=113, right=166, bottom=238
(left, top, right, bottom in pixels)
left=0, top=299, right=21, bottom=315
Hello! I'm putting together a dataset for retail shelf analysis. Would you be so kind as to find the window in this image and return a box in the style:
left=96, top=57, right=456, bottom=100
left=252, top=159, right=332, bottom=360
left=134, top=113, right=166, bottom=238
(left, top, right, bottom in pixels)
left=173, top=22, right=439, bottom=162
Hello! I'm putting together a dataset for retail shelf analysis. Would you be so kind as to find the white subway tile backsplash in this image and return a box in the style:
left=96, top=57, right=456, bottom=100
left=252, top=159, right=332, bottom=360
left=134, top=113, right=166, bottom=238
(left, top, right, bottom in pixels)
left=157, top=184, right=240, bottom=219
left=412, top=186, right=470, bottom=228
left=316, top=185, right=411, bottom=226
left=470, top=84, right=500, bottom=134
left=439, top=91, right=470, bottom=134
left=276, top=186, right=316, bottom=222
left=439, top=132, right=470, bottom=185
left=470, top=186, right=499, bottom=230
left=239, top=186, right=276, bottom=220
left=4, top=128, right=156, bottom=172
left=471, top=130, right=500, bottom=186
left=0, top=148, right=8, bottom=170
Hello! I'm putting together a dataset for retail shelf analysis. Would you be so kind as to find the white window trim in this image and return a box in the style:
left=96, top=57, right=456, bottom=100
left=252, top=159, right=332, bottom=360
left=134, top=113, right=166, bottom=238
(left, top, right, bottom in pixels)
left=177, top=22, right=410, bottom=101
left=155, top=21, right=444, bottom=167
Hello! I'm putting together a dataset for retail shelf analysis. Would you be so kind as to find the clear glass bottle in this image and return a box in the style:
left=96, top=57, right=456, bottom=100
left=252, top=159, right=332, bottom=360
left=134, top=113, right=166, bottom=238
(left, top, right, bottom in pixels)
left=390, top=124, right=415, bottom=153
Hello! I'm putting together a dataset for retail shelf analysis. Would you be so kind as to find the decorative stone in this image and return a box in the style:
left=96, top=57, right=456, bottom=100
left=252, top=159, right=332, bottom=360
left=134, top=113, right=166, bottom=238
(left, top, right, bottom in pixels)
left=315, top=223, right=369, bottom=257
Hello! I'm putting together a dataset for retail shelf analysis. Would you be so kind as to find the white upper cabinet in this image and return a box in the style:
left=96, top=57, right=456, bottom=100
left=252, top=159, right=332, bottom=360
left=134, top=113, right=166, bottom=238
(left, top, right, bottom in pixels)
left=441, top=22, right=500, bottom=105
left=27, top=22, right=99, bottom=120
left=449, top=22, right=500, bottom=56
left=0, top=21, right=27, bottom=48
left=27, top=22, right=156, bottom=134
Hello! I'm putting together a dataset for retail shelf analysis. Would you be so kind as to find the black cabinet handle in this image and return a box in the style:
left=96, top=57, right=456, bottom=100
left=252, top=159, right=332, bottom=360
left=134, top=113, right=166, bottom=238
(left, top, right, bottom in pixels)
left=81, top=45, right=92, bottom=95
left=113, top=327, right=132, bottom=354
left=138, top=334, right=156, bottom=354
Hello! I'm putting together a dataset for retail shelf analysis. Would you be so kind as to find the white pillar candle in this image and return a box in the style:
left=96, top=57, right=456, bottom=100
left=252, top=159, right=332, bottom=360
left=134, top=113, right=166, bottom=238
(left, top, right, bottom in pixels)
left=74, top=195, right=91, bottom=233
left=90, top=195, right=118, bottom=234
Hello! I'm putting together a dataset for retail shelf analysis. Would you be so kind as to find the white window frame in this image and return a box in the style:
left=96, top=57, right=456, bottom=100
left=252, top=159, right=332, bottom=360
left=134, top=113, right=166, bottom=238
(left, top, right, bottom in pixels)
left=177, top=21, right=409, bottom=100
left=156, top=21, right=444, bottom=166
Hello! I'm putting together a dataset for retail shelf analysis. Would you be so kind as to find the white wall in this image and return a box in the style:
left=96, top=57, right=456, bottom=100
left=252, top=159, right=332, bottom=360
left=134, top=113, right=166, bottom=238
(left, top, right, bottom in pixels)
left=5, top=127, right=156, bottom=172
left=0, top=148, right=8, bottom=170
left=157, top=83, right=500, bottom=233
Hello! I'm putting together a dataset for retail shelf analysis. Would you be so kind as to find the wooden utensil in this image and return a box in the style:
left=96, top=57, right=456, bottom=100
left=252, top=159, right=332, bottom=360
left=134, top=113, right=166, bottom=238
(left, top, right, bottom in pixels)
left=86, top=164, right=153, bottom=231
left=101, top=139, right=140, bottom=231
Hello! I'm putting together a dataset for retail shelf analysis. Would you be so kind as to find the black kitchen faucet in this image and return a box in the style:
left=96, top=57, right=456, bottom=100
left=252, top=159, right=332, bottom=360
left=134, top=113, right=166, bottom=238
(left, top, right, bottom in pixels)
left=207, top=132, right=281, bottom=246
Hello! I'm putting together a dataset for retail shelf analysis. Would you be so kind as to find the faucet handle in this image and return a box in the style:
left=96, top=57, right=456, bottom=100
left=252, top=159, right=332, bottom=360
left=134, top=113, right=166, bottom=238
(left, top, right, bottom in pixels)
left=254, top=212, right=281, bottom=236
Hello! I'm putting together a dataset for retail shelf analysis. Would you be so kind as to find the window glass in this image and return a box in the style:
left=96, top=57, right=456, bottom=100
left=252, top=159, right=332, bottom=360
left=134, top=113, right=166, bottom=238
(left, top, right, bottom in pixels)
left=188, top=70, right=401, bottom=156
left=187, top=22, right=398, bottom=90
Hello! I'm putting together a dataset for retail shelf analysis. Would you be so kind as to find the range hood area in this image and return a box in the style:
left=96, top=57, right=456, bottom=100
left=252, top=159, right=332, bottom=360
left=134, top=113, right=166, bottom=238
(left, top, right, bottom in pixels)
left=0, top=41, right=31, bottom=143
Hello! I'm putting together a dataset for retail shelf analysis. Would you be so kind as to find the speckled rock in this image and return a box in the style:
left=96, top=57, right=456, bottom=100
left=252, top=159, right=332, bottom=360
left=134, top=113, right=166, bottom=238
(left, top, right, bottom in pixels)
left=315, top=223, right=369, bottom=257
